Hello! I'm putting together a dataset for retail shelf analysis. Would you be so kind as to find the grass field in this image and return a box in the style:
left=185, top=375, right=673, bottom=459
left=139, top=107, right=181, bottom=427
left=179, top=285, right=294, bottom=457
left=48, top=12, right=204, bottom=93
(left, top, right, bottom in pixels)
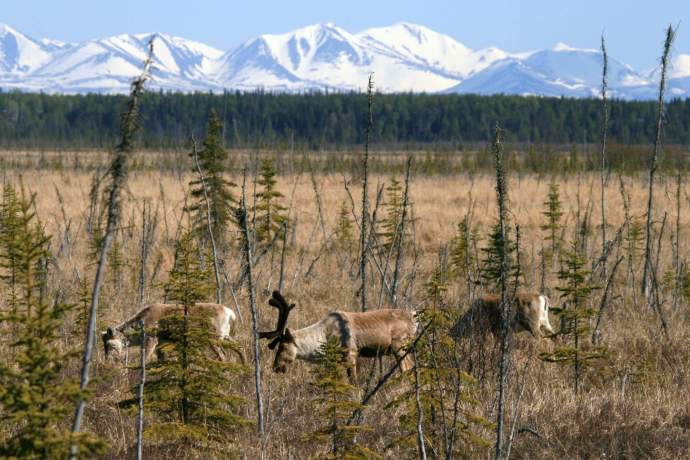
left=2, top=149, right=690, bottom=459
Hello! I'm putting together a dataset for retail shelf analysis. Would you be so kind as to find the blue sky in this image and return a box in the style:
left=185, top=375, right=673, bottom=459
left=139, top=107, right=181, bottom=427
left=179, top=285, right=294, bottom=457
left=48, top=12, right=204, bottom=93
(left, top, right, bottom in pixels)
left=3, top=0, right=688, bottom=69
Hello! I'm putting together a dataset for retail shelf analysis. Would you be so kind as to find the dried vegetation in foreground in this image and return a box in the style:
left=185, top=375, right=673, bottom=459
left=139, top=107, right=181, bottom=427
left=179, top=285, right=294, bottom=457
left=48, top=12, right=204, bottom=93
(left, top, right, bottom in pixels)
left=1, top=149, right=689, bottom=458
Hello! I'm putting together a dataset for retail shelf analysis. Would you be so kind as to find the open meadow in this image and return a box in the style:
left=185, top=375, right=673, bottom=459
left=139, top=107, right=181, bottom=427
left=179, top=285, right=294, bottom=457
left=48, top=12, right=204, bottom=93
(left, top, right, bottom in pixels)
left=1, top=147, right=689, bottom=458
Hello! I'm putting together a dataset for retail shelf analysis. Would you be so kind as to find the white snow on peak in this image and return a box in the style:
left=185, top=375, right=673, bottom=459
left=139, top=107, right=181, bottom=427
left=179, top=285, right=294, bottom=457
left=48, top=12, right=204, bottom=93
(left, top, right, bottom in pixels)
left=39, top=38, right=72, bottom=49
left=357, top=22, right=508, bottom=79
left=212, top=22, right=461, bottom=92
left=0, top=22, right=687, bottom=99
left=551, top=42, right=597, bottom=53
left=0, top=23, right=55, bottom=74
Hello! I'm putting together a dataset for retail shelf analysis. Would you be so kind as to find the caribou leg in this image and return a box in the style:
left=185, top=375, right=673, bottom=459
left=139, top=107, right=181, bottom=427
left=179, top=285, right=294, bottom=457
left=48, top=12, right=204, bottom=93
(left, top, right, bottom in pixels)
left=230, top=346, right=246, bottom=365
left=144, top=336, right=159, bottom=362
left=346, top=350, right=358, bottom=382
left=393, top=345, right=414, bottom=373
left=211, top=343, right=227, bottom=362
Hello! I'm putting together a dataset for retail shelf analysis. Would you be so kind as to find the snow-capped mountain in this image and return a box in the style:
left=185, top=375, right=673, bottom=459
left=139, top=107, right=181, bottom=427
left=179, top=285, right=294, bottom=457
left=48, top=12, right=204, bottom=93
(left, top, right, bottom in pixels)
left=358, top=22, right=507, bottom=80
left=447, top=43, right=657, bottom=98
left=0, top=21, right=686, bottom=99
left=0, top=30, right=224, bottom=93
left=0, top=24, right=66, bottom=74
left=212, top=23, right=478, bottom=92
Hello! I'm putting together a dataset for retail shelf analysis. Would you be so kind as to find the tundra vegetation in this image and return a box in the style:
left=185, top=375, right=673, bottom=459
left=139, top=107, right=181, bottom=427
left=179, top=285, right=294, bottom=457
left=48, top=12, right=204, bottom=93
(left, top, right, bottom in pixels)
left=0, top=29, right=690, bottom=460
left=0, top=144, right=689, bottom=458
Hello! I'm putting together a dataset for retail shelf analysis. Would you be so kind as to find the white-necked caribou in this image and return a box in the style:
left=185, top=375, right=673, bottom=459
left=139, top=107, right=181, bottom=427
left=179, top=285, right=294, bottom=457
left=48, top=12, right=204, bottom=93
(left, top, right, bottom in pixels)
left=259, top=291, right=417, bottom=381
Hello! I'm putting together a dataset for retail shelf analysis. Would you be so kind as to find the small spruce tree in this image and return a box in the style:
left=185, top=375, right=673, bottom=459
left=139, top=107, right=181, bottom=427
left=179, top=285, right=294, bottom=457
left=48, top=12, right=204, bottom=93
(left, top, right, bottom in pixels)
left=627, top=218, right=644, bottom=271
left=450, top=215, right=480, bottom=283
left=133, top=226, right=248, bottom=454
left=74, top=277, right=92, bottom=338
left=386, top=263, right=492, bottom=457
left=256, top=158, right=288, bottom=244
left=0, top=184, right=104, bottom=458
left=303, top=335, right=381, bottom=459
left=377, top=177, right=410, bottom=256
left=334, top=200, right=354, bottom=251
left=539, top=239, right=606, bottom=394
left=480, top=221, right=519, bottom=291
left=188, top=110, right=237, bottom=248
left=541, top=182, right=564, bottom=266
left=0, top=182, right=22, bottom=313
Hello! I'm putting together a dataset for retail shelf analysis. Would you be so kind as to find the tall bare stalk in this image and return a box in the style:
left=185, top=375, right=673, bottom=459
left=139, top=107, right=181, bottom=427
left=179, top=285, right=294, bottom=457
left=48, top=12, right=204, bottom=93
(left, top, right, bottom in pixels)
left=492, top=123, right=512, bottom=460
left=642, top=25, right=675, bottom=302
left=390, top=156, right=412, bottom=307
left=413, top=348, right=427, bottom=460
left=600, top=34, right=609, bottom=278
left=592, top=256, right=624, bottom=345
left=651, top=212, right=670, bottom=337
left=360, top=74, right=374, bottom=311
left=138, top=200, right=157, bottom=305
left=309, top=161, right=327, bottom=242
left=239, top=169, right=265, bottom=436
left=70, top=38, right=154, bottom=452
left=136, top=320, right=146, bottom=460
left=504, top=355, right=532, bottom=460
left=278, top=220, right=288, bottom=292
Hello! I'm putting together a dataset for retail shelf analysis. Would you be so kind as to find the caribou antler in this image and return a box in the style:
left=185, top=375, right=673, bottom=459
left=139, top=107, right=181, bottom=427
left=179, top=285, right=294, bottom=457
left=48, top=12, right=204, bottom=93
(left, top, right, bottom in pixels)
left=259, top=291, right=295, bottom=346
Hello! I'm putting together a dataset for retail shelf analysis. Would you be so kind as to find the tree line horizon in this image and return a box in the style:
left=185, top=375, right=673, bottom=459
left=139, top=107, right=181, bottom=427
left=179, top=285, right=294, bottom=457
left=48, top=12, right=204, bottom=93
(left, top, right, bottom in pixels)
left=1, top=90, right=690, bottom=150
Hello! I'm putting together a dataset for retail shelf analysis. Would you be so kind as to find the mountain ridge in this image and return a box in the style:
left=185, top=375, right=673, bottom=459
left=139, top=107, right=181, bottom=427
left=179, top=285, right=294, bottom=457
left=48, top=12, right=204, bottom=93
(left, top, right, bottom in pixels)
left=0, top=21, right=687, bottom=99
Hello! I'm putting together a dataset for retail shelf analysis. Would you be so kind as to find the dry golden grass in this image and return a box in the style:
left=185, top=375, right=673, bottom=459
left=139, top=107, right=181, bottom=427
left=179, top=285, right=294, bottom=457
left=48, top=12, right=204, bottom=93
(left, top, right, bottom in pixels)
left=3, top=152, right=690, bottom=459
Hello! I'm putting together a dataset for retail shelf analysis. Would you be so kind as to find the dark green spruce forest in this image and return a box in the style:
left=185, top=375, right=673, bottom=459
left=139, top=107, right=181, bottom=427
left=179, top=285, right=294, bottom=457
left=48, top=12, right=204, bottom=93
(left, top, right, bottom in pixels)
left=2, top=90, right=690, bottom=149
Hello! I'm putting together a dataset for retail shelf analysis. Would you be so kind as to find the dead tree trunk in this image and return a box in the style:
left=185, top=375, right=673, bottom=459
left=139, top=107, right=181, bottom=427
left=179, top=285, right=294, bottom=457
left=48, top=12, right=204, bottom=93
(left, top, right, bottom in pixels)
left=642, top=25, right=675, bottom=302
left=240, top=170, right=265, bottom=436
left=413, top=348, right=428, bottom=460
left=138, top=201, right=157, bottom=305
left=600, top=34, right=609, bottom=279
left=390, top=156, right=412, bottom=307
left=278, top=220, right=288, bottom=292
left=492, top=123, right=512, bottom=460
left=360, top=75, right=374, bottom=311
left=136, top=320, right=146, bottom=460
left=70, top=38, right=154, bottom=456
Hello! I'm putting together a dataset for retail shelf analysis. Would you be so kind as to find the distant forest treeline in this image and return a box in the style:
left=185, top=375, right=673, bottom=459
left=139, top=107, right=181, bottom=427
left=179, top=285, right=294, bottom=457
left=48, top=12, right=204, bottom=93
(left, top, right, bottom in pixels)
left=1, top=90, right=690, bottom=149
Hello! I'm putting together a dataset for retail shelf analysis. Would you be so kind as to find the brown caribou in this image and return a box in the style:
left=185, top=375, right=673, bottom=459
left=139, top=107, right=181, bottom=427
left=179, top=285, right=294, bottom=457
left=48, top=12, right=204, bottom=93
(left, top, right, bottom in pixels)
left=102, top=303, right=244, bottom=363
left=450, top=292, right=555, bottom=340
left=259, top=291, right=417, bottom=381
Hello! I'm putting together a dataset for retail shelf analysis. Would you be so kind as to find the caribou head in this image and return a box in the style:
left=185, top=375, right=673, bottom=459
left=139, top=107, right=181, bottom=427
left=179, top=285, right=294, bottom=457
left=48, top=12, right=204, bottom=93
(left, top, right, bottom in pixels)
left=260, top=291, right=297, bottom=373
left=102, top=327, right=128, bottom=359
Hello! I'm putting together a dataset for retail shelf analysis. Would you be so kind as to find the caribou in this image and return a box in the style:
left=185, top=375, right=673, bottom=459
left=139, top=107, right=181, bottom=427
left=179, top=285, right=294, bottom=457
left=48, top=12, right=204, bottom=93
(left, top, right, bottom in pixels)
left=451, top=292, right=555, bottom=340
left=259, top=291, right=418, bottom=381
left=101, top=303, right=244, bottom=363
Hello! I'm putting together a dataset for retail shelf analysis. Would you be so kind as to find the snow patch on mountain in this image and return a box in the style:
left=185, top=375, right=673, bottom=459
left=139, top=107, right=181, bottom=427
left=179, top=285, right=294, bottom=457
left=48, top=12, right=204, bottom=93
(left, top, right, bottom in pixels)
left=447, top=43, right=666, bottom=99
left=357, top=22, right=507, bottom=79
left=212, top=22, right=465, bottom=92
left=0, top=22, right=688, bottom=99
left=0, top=24, right=56, bottom=74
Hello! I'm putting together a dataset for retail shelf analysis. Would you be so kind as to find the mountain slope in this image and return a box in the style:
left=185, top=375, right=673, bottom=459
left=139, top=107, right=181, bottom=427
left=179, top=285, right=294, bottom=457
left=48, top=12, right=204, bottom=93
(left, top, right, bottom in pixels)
left=16, top=32, right=223, bottom=93
left=446, top=43, right=674, bottom=99
left=0, top=24, right=64, bottom=74
left=357, top=22, right=507, bottom=79
left=213, top=23, right=464, bottom=92
left=448, top=58, right=594, bottom=97
left=0, top=22, right=687, bottom=99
